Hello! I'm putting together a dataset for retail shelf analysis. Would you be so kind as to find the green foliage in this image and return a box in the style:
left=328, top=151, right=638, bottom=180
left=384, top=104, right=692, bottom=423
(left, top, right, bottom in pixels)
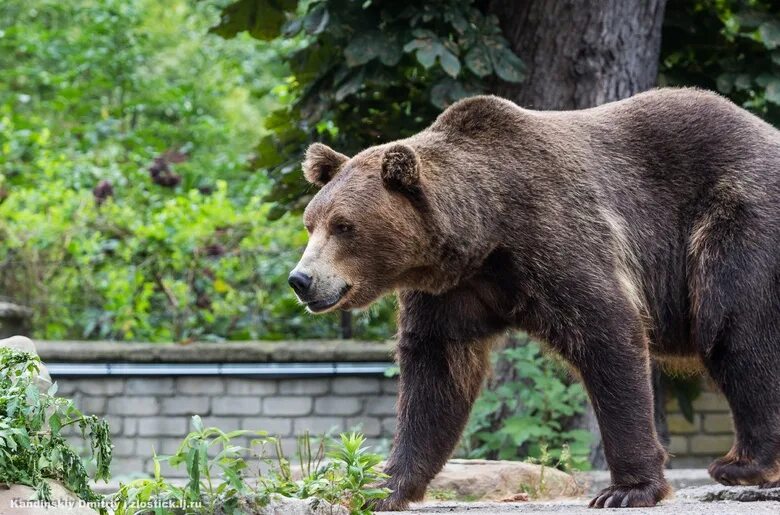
left=0, top=0, right=396, bottom=341
left=112, top=417, right=389, bottom=515
left=0, top=347, right=111, bottom=509
left=210, top=0, right=526, bottom=218
left=462, top=338, right=591, bottom=470
left=661, top=0, right=780, bottom=126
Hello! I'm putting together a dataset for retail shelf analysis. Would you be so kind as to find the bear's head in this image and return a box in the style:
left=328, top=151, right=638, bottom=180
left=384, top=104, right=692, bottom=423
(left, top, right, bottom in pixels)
left=288, top=141, right=433, bottom=313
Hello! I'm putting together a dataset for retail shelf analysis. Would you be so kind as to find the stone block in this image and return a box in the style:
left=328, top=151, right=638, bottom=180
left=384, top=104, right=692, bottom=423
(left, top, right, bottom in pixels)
left=278, top=378, right=330, bottom=395
left=126, top=378, right=175, bottom=396
left=241, top=417, right=293, bottom=436
left=667, top=413, right=699, bottom=434
left=176, top=377, right=224, bottom=394
left=332, top=378, right=381, bottom=395
left=668, top=435, right=688, bottom=455
left=382, top=378, right=399, bottom=394
left=366, top=396, right=396, bottom=416
left=263, top=396, right=312, bottom=416
left=345, top=417, right=381, bottom=437
left=79, top=378, right=124, bottom=396
left=226, top=378, right=278, bottom=396
left=314, top=396, right=362, bottom=416
left=691, top=392, right=730, bottom=412
left=293, top=417, right=344, bottom=435
left=137, top=417, right=189, bottom=436
left=690, top=435, right=733, bottom=455
left=703, top=413, right=734, bottom=434
left=107, top=397, right=159, bottom=416
left=77, top=395, right=107, bottom=415
left=111, top=437, right=136, bottom=457
left=212, top=397, right=261, bottom=415
left=161, top=396, right=210, bottom=415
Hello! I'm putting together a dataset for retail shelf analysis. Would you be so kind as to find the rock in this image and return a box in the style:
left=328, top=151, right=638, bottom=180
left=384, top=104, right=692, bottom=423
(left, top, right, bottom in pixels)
left=676, top=484, right=780, bottom=502
left=426, top=459, right=583, bottom=501
left=0, top=336, right=52, bottom=390
left=0, top=481, right=100, bottom=514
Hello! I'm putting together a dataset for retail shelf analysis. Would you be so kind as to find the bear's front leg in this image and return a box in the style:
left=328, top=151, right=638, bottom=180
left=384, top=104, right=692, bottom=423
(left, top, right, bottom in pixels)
left=569, top=323, right=671, bottom=508
left=373, top=332, right=492, bottom=511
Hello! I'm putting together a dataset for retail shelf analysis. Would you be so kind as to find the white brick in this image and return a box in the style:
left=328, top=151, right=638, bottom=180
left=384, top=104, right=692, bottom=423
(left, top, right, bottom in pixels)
left=293, top=417, right=344, bottom=435
left=263, top=397, right=312, bottom=416
left=332, top=378, right=380, bottom=395
left=212, top=397, right=261, bottom=415
left=315, top=396, right=362, bottom=416
left=366, top=396, right=396, bottom=416
left=79, top=379, right=124, bottom=396
left=346, top=417, right=381, bottom=437
left=226, top=379, right=277, bottom=396
left=278, top=379, right=329, bottom=395
left=126, top=378, right=175, bottom=396
left=161, top=396, right=210, bottom=415
left=176, top=377, right=224, bottom=394
left=137, top=417, right=188, bottom=436
left=107, top=397, right=159, bottom=416
left=241, top=417, right=293, bottom=436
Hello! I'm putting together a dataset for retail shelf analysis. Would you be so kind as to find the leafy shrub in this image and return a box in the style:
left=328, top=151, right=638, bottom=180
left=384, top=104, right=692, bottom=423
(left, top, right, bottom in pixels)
left=661, top=0, right=780, bottom=126
left=461, top=336, right=591, bottom=470
left=0, top=347, right=111, bottom=507
left=112, top=417, right=389, bottom=515
left=0, top=0, right=397, bottom=341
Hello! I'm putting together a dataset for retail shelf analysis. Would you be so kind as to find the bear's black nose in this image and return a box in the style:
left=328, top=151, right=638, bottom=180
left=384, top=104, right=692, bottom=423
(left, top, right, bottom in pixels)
left=288, top=271, right=313, bottom=296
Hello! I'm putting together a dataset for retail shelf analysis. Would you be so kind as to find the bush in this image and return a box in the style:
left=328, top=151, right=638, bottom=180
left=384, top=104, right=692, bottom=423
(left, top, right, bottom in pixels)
left=0, top=0, right=397, bottom=341
left=0, top=347, right=111, bottom=507
left=461, top=336, right=591, bottom=470
left=112, top=421, right=390, bottom=515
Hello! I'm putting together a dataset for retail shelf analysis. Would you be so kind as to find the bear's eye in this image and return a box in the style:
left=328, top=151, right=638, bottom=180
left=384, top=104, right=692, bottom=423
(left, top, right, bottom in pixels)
left=332, top=222, right=354, bottom=235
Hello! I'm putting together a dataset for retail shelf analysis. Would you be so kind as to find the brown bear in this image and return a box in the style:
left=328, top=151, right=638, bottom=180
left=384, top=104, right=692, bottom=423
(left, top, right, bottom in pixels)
left=288, top=88, right=780, bottom=510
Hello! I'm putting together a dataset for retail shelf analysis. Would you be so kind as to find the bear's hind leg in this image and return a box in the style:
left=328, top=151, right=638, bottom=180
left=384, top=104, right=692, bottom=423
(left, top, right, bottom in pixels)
left=690, top=215, right=780, bottom=487
left=701, top=329, right=780, bottom=487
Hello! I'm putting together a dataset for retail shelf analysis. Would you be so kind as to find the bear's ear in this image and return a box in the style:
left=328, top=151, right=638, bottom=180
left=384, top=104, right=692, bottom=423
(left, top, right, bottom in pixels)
left=302, top=143, right=349, bottom=187
left=381, top=144, right=421, bottom=194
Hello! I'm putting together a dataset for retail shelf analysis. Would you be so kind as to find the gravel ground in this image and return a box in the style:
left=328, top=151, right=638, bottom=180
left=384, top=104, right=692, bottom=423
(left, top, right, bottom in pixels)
left=386, top=498, right=780, bottom=514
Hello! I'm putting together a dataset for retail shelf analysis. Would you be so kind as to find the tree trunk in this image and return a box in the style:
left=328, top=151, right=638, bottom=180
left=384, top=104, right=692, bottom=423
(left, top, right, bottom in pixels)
left=490, top=0, right=666, bottom=109
left=487, top=0, right=668, bottom=469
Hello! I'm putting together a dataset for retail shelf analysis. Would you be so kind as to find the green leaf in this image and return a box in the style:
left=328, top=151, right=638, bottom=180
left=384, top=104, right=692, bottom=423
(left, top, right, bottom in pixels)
left=766, top=79, right=780, bottom=105
left=490, top=45, right=526, bottom=83
left=439, top=50, right=461, bottom=78
left=49, top=413, right=61, bottom=434
left=759, top=20, right=780, bottom=49
left=209, top=0, right=293, bottom=41
left=716, top=73, right=735, bottom=94
left=303, top=5, right=329, bottom=35
left=344, top=30, right=401, bottom=68
left=465, top=45, right=492, bottom=77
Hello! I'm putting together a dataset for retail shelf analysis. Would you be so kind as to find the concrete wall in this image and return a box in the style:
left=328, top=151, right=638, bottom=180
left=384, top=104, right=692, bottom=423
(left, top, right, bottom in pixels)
left=36, top=341, right=735, bottom=477
left=55, top=374, right=399, bottom=478
left=666, top=386, right=734, bottom=468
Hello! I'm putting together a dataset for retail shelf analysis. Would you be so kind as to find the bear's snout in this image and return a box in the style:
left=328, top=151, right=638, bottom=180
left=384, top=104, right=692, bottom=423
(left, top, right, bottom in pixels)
left=288, top=270, right=313, bottom=296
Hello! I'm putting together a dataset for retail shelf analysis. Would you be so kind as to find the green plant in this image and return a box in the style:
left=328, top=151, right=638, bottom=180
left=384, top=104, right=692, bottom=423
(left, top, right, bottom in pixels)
left=0, top=0, right=398, bottom=342
left=0, top=347, right=111, bottom=509
left=112, top=417, right=389, bottom=515
left=211, top=0, right=527, bottom=219
left=661, top=0, right=780, bottom=126
left=461, top=337, right=591, bottom=469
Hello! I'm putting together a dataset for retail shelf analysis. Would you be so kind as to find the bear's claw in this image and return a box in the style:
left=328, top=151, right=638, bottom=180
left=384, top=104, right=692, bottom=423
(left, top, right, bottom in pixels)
left=588, top=481, right=670, bottom=509
left=708, top=455, right=780, bottom=486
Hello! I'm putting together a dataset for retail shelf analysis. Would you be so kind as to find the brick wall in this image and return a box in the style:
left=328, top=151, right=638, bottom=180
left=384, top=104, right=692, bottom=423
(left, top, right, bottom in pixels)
left=36, top=340, right=736, bottom=477
left=666, top=385, right=734, bottom=468
left=56, top=375, right=399, bottom=478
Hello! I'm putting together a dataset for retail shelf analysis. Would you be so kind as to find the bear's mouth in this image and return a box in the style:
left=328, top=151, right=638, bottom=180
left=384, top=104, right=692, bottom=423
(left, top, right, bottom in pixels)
left=306, top=285, right=351, bottom=313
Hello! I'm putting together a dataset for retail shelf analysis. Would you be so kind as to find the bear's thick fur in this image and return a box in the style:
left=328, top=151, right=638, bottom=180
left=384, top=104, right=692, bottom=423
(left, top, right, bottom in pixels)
left=290, top=88, right=780, bottom=509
